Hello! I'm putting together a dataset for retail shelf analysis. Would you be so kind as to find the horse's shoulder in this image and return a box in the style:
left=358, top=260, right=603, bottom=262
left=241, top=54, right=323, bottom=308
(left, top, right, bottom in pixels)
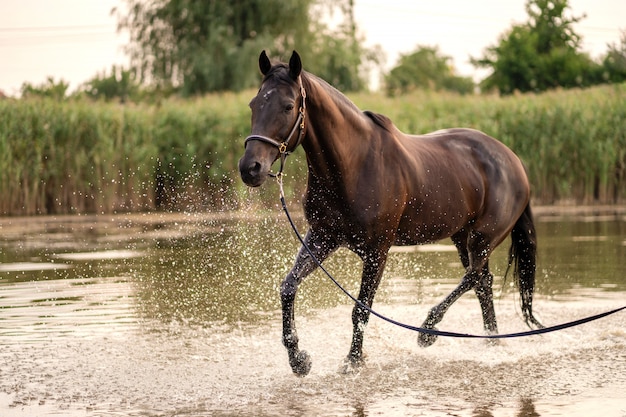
left=363, top=110, right=394, bottom=133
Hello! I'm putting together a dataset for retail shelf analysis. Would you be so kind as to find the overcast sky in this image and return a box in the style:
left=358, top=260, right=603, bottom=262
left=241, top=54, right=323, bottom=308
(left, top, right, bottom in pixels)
left=0, top=0, right=624, bottom=95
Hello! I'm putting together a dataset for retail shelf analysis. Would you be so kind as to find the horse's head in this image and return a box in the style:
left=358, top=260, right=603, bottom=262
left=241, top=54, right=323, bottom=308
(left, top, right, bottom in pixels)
left=238, top=50, right=305, bottom=187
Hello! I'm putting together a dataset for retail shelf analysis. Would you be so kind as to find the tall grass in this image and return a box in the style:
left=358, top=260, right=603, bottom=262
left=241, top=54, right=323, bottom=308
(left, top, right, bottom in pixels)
left=0, top=83, right=624, bottom=216
left=0, top=99, right=157, bottom=215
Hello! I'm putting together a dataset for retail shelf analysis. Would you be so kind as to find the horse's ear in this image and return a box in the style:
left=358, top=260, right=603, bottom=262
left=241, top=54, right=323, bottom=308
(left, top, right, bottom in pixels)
left=259, top=50, right=271, bottom=76
left=288, top=50, right=302, bottom=81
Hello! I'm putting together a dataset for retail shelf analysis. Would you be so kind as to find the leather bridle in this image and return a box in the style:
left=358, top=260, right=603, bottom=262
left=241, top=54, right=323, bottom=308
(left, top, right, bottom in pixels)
left=244, top=77, right=307, bottom=176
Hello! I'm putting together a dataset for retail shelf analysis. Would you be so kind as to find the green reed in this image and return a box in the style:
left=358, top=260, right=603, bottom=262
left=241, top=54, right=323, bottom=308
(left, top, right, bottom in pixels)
left=0, top=83, right=624, bottom=215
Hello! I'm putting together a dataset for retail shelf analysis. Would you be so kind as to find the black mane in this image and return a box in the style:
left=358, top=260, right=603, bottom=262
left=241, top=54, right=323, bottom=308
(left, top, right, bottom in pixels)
left=265, top=63, right=393, bottom=134
left=363, top=110, right=394, bottom=133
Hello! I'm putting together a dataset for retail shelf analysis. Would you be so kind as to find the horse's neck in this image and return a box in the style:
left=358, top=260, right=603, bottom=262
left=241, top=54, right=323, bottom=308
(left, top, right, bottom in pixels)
left=301, top=75, right=371, bottom=182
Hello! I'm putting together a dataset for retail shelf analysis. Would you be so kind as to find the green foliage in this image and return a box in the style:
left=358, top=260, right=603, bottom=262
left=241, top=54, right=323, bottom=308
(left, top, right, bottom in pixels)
left=80, top=65, right=140, bottom=103
left=602, top=30, right=626, bottom=83
left=526, top=0, right=583, bottom=52
left=385, top=45, right=474, bottom=96
left=472, top=0, right=603, bottom=94
left=20, top=77, right=70, bottom=101
left=0, top=93, right=251, bottom=215
left=114, top=0, right=377, bottom=95
left=0, top=98, right=158, bottom=214
left=1, top=84, right=624, bottom=215
left=296, top=0, right=381, bottom=92
left=115, top=0, right=311, bottom=94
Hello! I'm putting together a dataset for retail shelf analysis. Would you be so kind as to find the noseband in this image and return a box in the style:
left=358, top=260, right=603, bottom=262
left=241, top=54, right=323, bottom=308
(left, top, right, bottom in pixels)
left=244, top=77, right=307, bottom=172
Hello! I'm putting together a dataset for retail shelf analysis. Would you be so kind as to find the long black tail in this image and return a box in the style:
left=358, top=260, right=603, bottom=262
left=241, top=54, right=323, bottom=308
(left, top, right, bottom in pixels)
left=508, top=202, right=544, bottom=329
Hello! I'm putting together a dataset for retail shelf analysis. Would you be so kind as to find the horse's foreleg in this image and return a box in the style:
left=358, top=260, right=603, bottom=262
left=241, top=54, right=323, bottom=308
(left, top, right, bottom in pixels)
left=347, top=252, right=388, bottom=366
left=281, top=231, right=335, bottom=376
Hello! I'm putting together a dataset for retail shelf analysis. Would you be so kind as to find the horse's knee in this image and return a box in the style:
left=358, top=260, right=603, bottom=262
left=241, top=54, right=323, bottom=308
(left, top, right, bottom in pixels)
left=280, top=275, right=297, bottom=301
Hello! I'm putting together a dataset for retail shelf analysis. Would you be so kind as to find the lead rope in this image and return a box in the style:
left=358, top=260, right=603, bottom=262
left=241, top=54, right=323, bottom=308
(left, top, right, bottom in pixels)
left=275, top=169, right=625, bottom=339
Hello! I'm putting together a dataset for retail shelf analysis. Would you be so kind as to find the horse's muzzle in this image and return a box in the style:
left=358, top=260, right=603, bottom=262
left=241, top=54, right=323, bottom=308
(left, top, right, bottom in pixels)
left=239, top=138, right=281, bottom=187
left=238, top=156, right=267, bottom=187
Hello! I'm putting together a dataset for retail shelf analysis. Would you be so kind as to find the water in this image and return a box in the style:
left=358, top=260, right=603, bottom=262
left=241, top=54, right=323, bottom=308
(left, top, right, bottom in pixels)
left=0, top=209, right=625, bottom=416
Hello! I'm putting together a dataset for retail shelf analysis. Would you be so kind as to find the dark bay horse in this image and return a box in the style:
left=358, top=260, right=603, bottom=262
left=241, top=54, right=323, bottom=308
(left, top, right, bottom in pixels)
left=239, top=50, right=542, bottom=376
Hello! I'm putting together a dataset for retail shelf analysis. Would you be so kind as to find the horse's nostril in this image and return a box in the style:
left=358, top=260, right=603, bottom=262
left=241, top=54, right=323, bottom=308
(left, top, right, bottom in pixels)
left=249, top=161, right=261, bottom=176
left=238, top=155, right=266, bottom=186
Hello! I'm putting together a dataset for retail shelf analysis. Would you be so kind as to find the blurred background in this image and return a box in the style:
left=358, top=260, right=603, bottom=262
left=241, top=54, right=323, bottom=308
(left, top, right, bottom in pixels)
left=1, top=0, right=625, bottom=215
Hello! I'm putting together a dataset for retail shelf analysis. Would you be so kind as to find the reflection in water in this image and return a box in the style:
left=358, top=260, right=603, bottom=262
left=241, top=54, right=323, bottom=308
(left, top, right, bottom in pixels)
left=469, top=398, right=539, bottom=417
left=517, top=398, right=540, bottom=417
left=352, top=403, right=366, bottom=417
left=0, top=212, right=625, bottom=416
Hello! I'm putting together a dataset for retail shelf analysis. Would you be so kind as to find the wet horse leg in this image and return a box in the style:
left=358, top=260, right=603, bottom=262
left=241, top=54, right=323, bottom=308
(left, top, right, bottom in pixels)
left=451, top=231, right=498, bottom=334
left=346, top=250, right=388, bottom=366
left=418, top=231, right=492, bottom=347
left=281, top=230, right=337, bottom=376
left=475, top=264, right=498, bottom=335
left=417, top=270, right=480, bottom=347
left=451, top=231, right=470, bottom=270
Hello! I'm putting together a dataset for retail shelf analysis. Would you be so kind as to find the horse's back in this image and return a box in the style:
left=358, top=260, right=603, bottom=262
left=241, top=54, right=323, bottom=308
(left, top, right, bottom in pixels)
left=407, top=128, right=527, bottom=181
left=411, top=127, right=509, bottom=152
left=392, top=127, right=530, bottom=245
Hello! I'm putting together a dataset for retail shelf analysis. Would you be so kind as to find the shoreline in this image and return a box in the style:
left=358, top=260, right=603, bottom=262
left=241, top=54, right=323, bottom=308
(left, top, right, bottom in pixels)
left=1, top=204, right=626, bottom=226
left=531, top=203, right=626, bottom=220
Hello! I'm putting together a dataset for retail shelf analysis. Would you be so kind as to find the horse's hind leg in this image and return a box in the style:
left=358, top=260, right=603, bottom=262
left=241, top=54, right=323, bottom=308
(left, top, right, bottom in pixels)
left=451, top=231, right=470, bottom=270
left=475, top=264, right=498, bottom=335
left=417, top=269, right=480, bottom=347
left=418, top=231, right=491, bottom=347
left=453, top=233, right=498, bottom=334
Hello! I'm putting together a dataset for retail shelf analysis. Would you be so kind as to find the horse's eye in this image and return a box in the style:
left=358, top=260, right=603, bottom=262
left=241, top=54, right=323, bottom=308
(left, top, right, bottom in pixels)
left=284, top=104, right=294, bottom=113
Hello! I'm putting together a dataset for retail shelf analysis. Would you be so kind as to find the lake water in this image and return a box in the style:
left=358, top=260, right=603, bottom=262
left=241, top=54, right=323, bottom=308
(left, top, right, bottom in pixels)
left=0, top=208, right=625, bottom=416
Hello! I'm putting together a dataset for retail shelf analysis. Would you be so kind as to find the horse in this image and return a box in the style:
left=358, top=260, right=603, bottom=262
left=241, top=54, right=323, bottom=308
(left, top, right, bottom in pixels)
left=238, top=50, right=543, bottom=376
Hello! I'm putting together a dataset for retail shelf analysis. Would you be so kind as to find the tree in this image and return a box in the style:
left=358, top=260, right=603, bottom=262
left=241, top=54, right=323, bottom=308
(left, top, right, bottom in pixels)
left=602, top=29, right=626, bottom=83
left=472, top=0, right=602, bottom=94
left=115, top=0, right=309, bottom=95
left=526, top=0, right=582, bottom=53
left=115, top=0, right=377, bottom=95
left=20, top=77, right=69, bottom=100
left=302, top=0, right=376, bottom=92
left=385, top=46, right=474, bottom=96
left=80, top=65, right=139, bottom=103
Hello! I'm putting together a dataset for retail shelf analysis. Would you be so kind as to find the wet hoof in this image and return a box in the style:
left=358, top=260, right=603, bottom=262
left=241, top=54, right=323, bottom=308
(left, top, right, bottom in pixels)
left=525, top=316, right=544, bottom=330
left=485, top=337, right=501, bottom=347
left=340, top=354, right=365, bottom=375
left=339, top=361, right=361, bottom=375
left=417, top=330, right=439, bottom=348
left=289, top=350, right=312, bottom=377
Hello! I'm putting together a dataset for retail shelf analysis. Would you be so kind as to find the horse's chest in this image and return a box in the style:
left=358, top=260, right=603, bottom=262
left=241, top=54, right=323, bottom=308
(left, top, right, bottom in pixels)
left=304, top=194, right=346, bottom=229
